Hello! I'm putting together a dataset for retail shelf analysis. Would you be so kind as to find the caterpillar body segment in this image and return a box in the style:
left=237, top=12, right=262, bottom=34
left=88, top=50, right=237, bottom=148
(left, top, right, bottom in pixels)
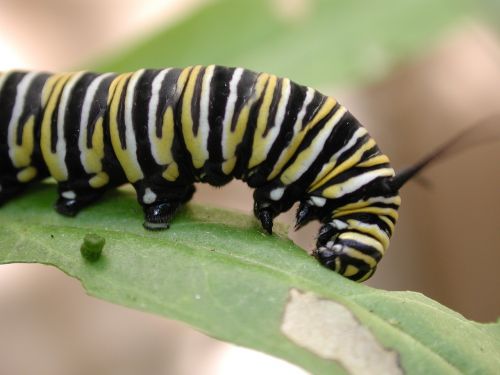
left=0, top=71, right=50, bottom=201
left=0, top=65, right=402, bottom=281
left=40, top=71, right=126, bottom=216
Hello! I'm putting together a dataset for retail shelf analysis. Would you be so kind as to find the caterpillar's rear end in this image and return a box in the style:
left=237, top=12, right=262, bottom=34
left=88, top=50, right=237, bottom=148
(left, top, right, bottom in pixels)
left=0, top=66, right=403, bottom=282
left=0, top=72, right=49, bottom=202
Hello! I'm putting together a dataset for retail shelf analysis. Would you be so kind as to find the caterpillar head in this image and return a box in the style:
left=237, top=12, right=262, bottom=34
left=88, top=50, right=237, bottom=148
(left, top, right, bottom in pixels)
left=301, top=115, right=497, bottom=281
left=296, top=178, right=401, bottom=282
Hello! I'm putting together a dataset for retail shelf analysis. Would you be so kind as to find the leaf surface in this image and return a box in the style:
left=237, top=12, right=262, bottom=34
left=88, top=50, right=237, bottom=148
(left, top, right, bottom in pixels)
left=1, top=184, right=498, bottom=374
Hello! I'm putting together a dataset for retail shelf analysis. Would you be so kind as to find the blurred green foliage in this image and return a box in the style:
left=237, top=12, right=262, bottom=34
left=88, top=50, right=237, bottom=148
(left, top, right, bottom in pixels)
left=98, top=0, right=482, bottom=87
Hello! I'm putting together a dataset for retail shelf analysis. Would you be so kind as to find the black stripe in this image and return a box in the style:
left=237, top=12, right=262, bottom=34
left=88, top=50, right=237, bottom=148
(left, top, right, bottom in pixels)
left=117, top=76, right=132, bottom=150
left=262, top=76, right=283, bottom=137
left=261, top=101, right=338, bottom=187
left=0, top=73, right=24, bottom=144
left=63, top=72, right=93, bottom=178
left=340, top=237, right=383, bottom=262
left=174, top=67, right=197, bottom=180
left=301, top=90, right=325, bottom=129
left=16, top=73, right=50, bottom=145
left=156, top=68, right=182, bottom=138
left=191, top=66, right=206, bottom=136
left=207, top=66, right=234, bottom=163
left=0, top=72, right=25, bottom=170
left=87, top=73, right=116, bottom=149
left=245, top=79, right=308, bottom=186
left=133, top=69, right=159, bottom=175
left=198, top=66, right=236, bottom=185
left=233, top=74, right=269, bottom=179
left=338, top=253, right=372, bottom=275
left=230, top=69, right=258, bottom=131
left=49, top=75, right=69, bottom=153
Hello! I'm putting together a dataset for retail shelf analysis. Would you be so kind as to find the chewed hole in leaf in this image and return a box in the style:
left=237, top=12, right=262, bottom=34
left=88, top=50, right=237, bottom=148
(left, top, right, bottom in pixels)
left=281, top=288, right=403, bottom=375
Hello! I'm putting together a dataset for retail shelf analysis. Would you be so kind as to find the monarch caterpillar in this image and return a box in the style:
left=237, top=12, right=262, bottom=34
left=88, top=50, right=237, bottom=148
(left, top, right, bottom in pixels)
left=0, top=65, right=491, bottom=281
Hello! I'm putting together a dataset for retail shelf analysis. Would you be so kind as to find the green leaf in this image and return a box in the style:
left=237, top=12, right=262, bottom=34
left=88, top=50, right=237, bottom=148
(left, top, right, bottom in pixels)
left=1, top=184, right=499, bottom=374
left=96, top=0, right=481, bottom=87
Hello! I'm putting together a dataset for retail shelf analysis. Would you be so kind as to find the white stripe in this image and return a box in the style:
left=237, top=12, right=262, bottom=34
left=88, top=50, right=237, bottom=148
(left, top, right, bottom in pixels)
left=283, top=106, right=347, bottom=184
left=329, top=127, right=368, bottom=163
left=293, top=87, right=315, bottom=134
left=147, top=69, right=171, bottom=164
left=56, top=72, right=85, bottom=177
left=124, top=69, right=145, bottom=166
left=262, top=78, right=291, bottom=156
left=350, top=196, right=401, bottom=206
left=79, top=73, right=114, bottom=173
left=221, top=68, right=244, bottom=159
left=328, top=168, right=395, bottom=198
left=198, top=65, right=215, bottom=162
left=7, top=72, right=38, bottom=166
left=272, top=87, right=315, bottom=173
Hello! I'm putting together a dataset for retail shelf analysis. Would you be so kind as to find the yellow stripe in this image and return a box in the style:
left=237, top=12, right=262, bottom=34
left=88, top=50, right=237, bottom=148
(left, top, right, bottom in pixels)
left=346, top=219, right=390, bottom=250
left=177, top=66, right=192, bottom=93
left=89, top=172, right=109, bottom=188
left=83, top=117, right=105, bottom=173
left=84, top=116, right=109, bottom=189
left=357, top=154, right=390, bottom=168
left=17, top=166, right=37, bottom=182
left=344, top=247, right=378, bottom=268
left=152, top=106, right=176, bottom=165
left=182, top=65, right=206, bottom=169
left=41, top=73, right=61, bottom=107
left=107, top=74, right=121, bottom=105
left=343, top=264, right=360, bottom=278
left=157, top=107, right=179, bottom=181
left=40, top=73, right=72, bottom=181
left=322, top=168, right=395, bottom=198
left=309, top=138, right=376, bottom=192
left=248, top=74, right=276, bottom=168
left=281, top=106, right=346, bottom=185
left=335, top=196, right=401, bottom=211
left=308, top=127, right=368, bottom=189
left=335, top=197, right=400, bottom=233
left=356, top=268, right=375, bottom=282
left=222, top=73, right=268, bottom=174
left=334, top=206, right=399, bottom=222
left=11, top=114, right=35, bottom=169
left=159, top=67, right=191, bottom=180
left=268, top=96, right=337, bottom=180
left=108, top=72, right=144, bottom=183
left=340, top=231, right=384, bottom=254
left=379, top=215, right=396, bottom=234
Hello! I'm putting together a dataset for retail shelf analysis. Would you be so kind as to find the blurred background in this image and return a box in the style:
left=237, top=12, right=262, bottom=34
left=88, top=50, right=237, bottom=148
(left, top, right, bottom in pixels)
left=0, top=0, right=499, bottom=373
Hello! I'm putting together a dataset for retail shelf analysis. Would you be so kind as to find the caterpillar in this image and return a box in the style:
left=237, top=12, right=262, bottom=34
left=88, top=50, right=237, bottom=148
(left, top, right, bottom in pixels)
left=0, top=65, right=471, bottom=281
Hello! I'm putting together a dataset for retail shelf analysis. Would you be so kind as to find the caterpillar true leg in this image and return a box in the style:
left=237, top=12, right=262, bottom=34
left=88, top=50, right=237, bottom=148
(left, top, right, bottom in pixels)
left=252, top=184, right=298, bottom=234
left=253, top=199, right=275, bottom=234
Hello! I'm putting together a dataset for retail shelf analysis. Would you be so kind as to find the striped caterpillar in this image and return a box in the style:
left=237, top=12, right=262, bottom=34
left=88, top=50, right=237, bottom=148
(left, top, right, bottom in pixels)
left=0, top=65, right=458, bottom=281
